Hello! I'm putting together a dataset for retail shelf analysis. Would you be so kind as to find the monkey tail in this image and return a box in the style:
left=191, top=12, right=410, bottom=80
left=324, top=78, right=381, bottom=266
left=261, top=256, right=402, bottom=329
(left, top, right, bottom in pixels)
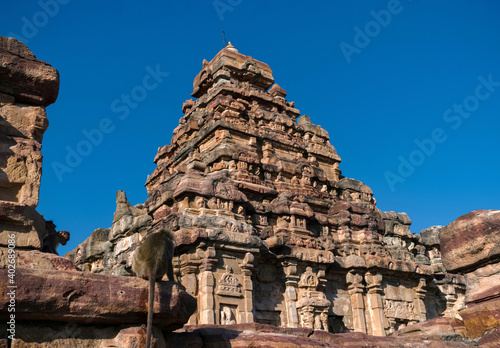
left=146, top=268, right=156, bottom=348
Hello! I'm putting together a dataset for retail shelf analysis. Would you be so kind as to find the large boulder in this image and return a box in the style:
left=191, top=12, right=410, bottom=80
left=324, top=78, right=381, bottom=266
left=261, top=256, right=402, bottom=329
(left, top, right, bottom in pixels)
left=440, top=210, right=500, bottom=339
left=0, top=36, right=59, bottom=106
left=0, top=266, right=196, bottom=331
left=440, top=210, right=500, bottom=272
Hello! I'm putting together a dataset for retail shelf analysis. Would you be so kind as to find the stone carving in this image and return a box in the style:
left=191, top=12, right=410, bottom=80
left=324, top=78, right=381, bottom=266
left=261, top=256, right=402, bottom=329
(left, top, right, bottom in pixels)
left=384, top=300, right=418, bottom=320
left=220, top=305, right=236, bottom=325
left=194, top=196, right=206, bottom=209
left=298, top=266, right=319, bottom=289
left=217, top=265, right=243, bottom=297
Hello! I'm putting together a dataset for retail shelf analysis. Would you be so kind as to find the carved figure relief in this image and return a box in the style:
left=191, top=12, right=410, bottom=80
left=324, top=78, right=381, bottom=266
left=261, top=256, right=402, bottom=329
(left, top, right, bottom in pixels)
left=300, top=175, right=311, bottom=187
left=194, top=196, right=205, bottom=208
left=220, top=305, right=236, bottom=325
left=207, top=197, right=218, bottom=209
left=384, top=299, right=417, bottom=320
left=301, top=310, right=314, bottom=329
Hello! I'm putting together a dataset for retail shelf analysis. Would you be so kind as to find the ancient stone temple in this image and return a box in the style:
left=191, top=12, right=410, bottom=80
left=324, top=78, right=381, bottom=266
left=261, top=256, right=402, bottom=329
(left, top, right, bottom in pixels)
left=68, top=43, right=467, bottom=337
left=6, top=36, right=500, bottom=347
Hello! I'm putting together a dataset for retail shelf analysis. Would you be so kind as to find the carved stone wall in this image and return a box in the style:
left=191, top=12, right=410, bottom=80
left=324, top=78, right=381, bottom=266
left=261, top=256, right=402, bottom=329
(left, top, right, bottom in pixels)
left=69, top=43, right=466, bottom=336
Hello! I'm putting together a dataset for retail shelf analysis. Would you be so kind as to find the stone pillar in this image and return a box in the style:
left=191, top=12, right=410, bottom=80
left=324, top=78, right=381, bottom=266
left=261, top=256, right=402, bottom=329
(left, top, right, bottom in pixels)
left=441, top=281, right=459, bottom=318
left=283, top=260, right=299, bottom=328
left=347, top=271, right=367, bottom=333
left=198, top=246, right=217, bottom=324
left=415, top=277, right=427, bottom=322
left=365, top=271, right=386, bottom=336
left=240, top=252, right=255, bottom=323
left=180, top=259, right=198, bottom=325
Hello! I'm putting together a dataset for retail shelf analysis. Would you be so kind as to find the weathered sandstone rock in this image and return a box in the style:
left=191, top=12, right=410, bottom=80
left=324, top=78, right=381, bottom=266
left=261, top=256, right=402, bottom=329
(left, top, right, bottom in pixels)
left=0, top=36, right=59, bottom=106
left=465, top=262, right=500, bottom=306
left=0, top=201, right=45, bottom=248
left=441, top=210, right=500, bottom=272
left=460, top=298, right=500, bottom=339
left=65, top=190, right=152, bottom=275
left=0, top=36, right=59, bottom=249
left=165, top=323, right=472, bottom=347
left=438, top=210, right=500, bottom=340
left=0, top=266, right=196, bottom=330
left=0, top=249, right=78, bottom=271
left=478, top=326, right=500, bottom=347
left=391, top=317, right=468, bottom=340
left=4, top=322, right=165, bottom=348
left=420, top=225, right=442, bottom=247
left=113, top=190, right=145, bottom=223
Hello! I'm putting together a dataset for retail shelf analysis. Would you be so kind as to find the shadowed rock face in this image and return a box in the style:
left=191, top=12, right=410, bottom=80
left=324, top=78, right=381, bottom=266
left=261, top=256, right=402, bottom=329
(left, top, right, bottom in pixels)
left=0, top=36, right=60, bottom=249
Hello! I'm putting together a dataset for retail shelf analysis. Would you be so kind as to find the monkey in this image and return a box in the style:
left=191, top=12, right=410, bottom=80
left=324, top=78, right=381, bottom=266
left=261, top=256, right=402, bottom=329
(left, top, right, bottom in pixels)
left=42, top=220, right=70, bottom=255
left=131, top=228, right=175, bottom=348
left=43, top=230, right=70, bottom=255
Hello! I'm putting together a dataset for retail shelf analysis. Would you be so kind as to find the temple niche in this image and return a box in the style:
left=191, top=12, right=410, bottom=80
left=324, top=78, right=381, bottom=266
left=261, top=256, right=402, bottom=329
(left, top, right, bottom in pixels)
left=70, top=43, right=465, bottom=336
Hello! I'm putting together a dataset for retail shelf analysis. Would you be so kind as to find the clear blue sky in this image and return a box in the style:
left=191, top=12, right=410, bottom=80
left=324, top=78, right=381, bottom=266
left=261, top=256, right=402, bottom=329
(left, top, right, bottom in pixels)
left=2, top=1, right=499, bottom=254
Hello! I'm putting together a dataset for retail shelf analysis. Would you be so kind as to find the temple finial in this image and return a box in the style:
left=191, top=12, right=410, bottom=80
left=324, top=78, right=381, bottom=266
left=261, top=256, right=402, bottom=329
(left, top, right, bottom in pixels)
left=226, top=41, right=238, bottom=53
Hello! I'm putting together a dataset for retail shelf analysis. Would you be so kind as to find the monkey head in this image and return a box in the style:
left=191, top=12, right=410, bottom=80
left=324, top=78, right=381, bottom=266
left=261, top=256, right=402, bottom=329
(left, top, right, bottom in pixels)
left=58, top=231, right=70, bottom=245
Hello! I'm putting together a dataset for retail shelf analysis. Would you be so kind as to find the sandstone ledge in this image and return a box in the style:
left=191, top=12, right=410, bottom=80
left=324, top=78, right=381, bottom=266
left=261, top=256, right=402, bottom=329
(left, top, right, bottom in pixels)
left=167, top=323, right=472, bottom=347
left=0, top=322, right=163, bottom=348
left=0, top=201, right=46, bottom=248
left=0, top=266, right=196, bottom=330
left=0, top=249, right=78, bottom=271
left=0, top=37, right=59, bottom=106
